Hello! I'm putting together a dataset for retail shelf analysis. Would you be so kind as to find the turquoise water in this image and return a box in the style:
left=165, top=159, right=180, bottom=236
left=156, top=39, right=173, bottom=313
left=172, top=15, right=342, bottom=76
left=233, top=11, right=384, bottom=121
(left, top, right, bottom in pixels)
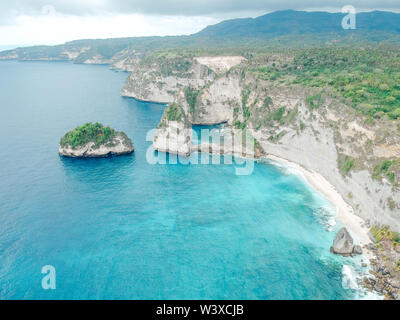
left=0, top=61, right=356, bottom=299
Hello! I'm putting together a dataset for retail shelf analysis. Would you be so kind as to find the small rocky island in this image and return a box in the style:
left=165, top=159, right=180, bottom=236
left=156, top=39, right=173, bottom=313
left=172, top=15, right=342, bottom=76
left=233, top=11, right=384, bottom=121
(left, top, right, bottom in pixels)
left=330, top=227, right=362, bottom=256
left=59, top=122, right=134, bottom=157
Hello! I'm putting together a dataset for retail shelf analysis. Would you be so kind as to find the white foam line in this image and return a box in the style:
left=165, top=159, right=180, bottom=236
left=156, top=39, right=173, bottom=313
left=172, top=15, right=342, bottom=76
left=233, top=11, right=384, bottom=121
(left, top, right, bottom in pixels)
left=263, top=155, right=373, bottom=259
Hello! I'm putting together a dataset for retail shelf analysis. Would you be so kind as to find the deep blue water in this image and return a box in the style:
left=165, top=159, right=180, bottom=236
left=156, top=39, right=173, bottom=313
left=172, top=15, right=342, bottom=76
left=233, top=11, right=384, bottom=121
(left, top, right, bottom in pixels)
left=0, top=61, right=357, bottom=299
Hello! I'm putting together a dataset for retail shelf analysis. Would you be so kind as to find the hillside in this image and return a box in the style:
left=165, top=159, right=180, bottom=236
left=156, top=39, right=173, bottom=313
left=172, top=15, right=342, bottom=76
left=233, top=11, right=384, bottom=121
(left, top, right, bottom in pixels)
left=127, top=50, right=400, bottom=298
left=196, top=10, right=400, bottom=37
left=1, top=10, right=400, bottom=64
left=2, top=8, right=400, bottom=297
left=121, top=48, right=400, bottom=229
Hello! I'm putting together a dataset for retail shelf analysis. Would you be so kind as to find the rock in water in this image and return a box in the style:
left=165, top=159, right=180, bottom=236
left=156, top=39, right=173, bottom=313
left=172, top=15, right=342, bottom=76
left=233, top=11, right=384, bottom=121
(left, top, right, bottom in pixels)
left=153, top=103, right=192, bottom=157
left=330, top=227, right=361, bottom=256
left=59, top=122, right=134, bottom=158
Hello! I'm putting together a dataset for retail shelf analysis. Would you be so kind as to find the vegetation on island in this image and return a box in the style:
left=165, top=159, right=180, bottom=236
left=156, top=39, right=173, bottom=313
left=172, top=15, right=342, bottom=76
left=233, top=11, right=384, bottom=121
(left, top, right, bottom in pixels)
left=60, top=122, right=131, bottom=149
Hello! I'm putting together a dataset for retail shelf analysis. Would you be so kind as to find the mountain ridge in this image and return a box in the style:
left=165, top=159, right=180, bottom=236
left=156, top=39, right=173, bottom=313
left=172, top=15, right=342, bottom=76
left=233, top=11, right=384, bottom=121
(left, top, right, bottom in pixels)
left=195, top=9, right=400, bottom=37
left=1, top=10, right=400, bottom=62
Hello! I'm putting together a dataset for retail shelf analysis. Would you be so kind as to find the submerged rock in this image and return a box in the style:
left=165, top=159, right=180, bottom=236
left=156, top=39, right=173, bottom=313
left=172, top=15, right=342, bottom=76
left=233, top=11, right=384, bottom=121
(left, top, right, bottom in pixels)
left=59, top=122, right=134, bottom=158
left=330, top=227, right=362, bottom=256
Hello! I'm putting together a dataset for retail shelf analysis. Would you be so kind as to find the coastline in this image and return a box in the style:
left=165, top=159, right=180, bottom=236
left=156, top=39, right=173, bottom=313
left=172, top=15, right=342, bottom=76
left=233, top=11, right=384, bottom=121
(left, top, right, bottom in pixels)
left=129, top=88, right=386, bottom=298
left=263, top=154, right=373, bottom=258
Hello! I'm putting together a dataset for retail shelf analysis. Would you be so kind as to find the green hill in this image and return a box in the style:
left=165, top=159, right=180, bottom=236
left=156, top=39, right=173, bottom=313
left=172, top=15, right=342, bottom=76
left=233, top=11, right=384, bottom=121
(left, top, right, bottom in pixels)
left=1, top=10, right=400, bottom=61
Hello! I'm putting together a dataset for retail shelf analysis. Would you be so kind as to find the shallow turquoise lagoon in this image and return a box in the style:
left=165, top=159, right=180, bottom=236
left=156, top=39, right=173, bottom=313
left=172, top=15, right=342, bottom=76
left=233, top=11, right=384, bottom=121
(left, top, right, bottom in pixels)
left=0, top=61, right=358, bottom=299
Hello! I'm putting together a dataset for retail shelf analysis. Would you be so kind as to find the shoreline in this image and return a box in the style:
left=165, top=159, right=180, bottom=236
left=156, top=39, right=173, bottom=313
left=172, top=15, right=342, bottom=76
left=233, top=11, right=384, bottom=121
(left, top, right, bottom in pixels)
left=147, top=101, right=374, bottom=258
left=263, top=154, right=373, bottom=258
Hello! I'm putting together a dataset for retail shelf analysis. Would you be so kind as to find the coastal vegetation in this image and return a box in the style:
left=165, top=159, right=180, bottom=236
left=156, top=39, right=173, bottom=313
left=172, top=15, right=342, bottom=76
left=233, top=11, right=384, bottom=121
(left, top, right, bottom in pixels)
left=60, top=122, right=131, bottom=149
left=131, top=45, right=400, bottom=194
left=306, top=93, right=323, bottom=110
left=166, top=103, right=184, bottom=121
left=251, top=47, right=400, bottom=121
left=338, top=155, right=356, bottom=176
left=364, top=225, right=400, bottom=298
left=370, top=225, right=400, bottom=244
left=372, top=160, right=399, bottom=185
left=184, top=87, right=200, bottom=114
left=3, top=8, right=400, bottom=300
left=3, top=10, right=400, bottom=64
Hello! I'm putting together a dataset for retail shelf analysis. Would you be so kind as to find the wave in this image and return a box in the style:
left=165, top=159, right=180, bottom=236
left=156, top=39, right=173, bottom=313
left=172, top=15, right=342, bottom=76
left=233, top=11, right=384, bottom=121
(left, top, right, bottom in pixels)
left=312, top=206, right=337, bottom=231
left=342, top=264, right=383, bottom=300
left=342, top=265, right=359, bottom=290
left=262, top=157, right=383, bottom=300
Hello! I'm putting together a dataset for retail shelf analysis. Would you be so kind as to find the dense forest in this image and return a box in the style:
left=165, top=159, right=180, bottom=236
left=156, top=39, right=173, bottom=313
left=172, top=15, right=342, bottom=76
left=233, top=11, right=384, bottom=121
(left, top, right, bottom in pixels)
left=248, top=46, right=400, bottom=121
left=60, top=122, right=118, bottom=149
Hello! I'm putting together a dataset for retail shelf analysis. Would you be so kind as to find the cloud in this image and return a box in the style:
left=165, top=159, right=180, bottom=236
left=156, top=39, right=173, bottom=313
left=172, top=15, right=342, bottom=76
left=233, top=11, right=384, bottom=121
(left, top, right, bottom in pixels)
left=0, top=0, right=399, bottom=47
left=105, top=0, right=400, bottom=15
left=0, top=0, right=399, bottom=24
left=0, top=0, right=103, bottom=25
left=0, top=12, right=219, bottom=47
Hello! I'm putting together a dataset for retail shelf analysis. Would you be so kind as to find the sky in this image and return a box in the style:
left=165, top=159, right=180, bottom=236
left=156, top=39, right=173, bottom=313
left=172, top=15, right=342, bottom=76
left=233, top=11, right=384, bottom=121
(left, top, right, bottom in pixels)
left=0, top=0, right=398, bottom=49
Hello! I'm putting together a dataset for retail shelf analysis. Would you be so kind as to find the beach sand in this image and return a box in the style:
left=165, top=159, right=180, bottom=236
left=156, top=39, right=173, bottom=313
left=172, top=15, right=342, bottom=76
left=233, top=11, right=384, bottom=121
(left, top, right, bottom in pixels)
left=264, top=155, right=373, bottom=258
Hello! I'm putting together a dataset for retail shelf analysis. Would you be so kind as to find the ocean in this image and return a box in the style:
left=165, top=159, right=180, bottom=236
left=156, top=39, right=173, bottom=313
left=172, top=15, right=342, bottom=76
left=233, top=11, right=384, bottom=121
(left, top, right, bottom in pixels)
left=0, top=60, right=363, bottom=299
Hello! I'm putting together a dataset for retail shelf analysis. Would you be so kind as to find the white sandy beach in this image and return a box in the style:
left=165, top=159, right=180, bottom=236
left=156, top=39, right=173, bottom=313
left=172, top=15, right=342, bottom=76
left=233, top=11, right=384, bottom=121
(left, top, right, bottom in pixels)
left=265, top=154, right=373, bottom=258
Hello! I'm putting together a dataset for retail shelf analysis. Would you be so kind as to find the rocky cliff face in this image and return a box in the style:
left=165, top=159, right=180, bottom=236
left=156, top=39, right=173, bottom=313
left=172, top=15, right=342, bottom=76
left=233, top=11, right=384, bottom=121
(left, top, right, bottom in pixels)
left=184, top=72, right=242, bottom=125
left=109, top=49, right=142, bottom=71
left=124, top=54, right=400, bottom=232
left=145, top=56, right=261, bottom=159
left=123, top=55, right=246, bottom=130
left=121, top=56, right=217, bottom=103
left=0, top=45, right=142, bottom=69
left=244, top=81, right=400, bottom=232
left=153, top=102, right=192, bottom=157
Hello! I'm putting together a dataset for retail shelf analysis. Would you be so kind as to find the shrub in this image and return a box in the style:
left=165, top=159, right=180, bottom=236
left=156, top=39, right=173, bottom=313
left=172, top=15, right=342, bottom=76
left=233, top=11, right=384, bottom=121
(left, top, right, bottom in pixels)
left=388, top=108, right=400, bottom=120
left=370, top=226, right=389, bottom=242
left=243, top=106, right=251, bottom=120
left=263, top=97, right=273, bottom=110
left=241, top=89, right=250, bottom=108
left=338, top=155, right=355, bottom=175
left=306, top=94, right=323, bottom=110
left=373, top=160, right=397, bottom=183
left=166, top=103, right=184, bottom=121
left=234, top=121, right=246, bottom=130
left=184, top=87, right=200, bottom=114
left=371, top=226, right=400, bottom=244
left=271, top=107, right=286, bottom=122
left=60, top=122, right=117, bottom=149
